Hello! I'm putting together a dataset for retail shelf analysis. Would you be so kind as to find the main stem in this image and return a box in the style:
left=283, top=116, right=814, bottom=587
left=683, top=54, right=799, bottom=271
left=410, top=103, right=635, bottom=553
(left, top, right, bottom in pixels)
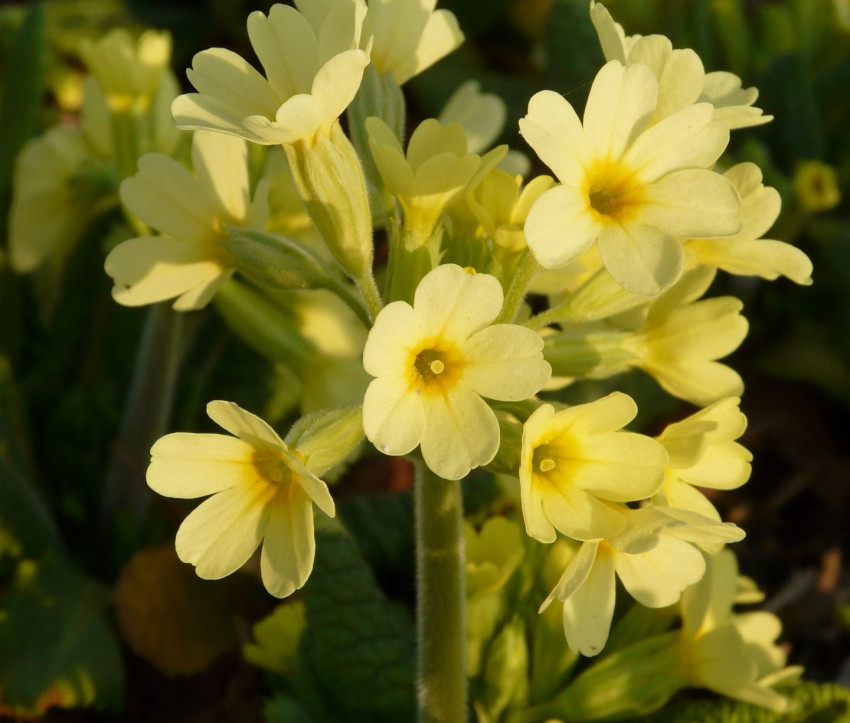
left=415, top=460, right=467, bottom=723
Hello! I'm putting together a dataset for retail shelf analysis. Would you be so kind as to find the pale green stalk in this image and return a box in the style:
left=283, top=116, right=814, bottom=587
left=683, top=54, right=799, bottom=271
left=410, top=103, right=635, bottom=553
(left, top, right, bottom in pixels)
left=100, top=303, right=190, bottom=529
left=415, top=459, right=467, bottom=723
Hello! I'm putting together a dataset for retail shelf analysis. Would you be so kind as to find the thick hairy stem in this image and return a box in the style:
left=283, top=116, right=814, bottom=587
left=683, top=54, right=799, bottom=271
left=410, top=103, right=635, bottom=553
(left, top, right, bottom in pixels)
left=415, top=460, right=468, bottom=723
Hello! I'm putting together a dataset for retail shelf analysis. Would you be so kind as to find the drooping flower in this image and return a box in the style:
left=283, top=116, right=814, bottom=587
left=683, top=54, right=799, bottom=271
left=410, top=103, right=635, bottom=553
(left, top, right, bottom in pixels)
left=589, top=2, right=771, bottom=130
left=147, top=401, right=339, bottom=598
left=439, top=81, right=530, bottom=176
left=171, top=1, right=369, bottom=146
left=362, top=264, right=551, bottom=479
left=518, top=393, right=668, bottom=542
left=363, top=0, right=463, bottom=85
left=686, top=163, right=813, bottom=285
left=540, top=507, right=744, bottom=656
left=677, top=549, right=797, bottom=712
left=653, top=397, right=752, bottom=520
left=467, top=169, right=555, bottom=252
left=520, top=61, right=740, bottom=296
left=105, top=130, right=269, bottom=310
left=79, top=29, right=173, bottom=112
left=622, top=267, right=749, bottom=405
left=8, top=127, right=112, bottom=274
left=367, top=116, right=506, bottom=246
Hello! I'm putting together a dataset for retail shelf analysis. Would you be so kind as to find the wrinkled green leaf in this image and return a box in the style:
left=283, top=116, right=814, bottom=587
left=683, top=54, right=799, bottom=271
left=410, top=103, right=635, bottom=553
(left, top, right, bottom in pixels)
left=298, top=515, right=415, bottom=723
left=646, top=682, right=850, bottom=723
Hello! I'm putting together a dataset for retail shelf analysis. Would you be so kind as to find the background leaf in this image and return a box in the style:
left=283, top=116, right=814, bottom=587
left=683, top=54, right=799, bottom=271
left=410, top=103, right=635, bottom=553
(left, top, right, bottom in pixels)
left=114, top=545, right=237, bottom=677
left=0, top=558, right=124, bottom=713
left=296, top=515, right=416, bottom=723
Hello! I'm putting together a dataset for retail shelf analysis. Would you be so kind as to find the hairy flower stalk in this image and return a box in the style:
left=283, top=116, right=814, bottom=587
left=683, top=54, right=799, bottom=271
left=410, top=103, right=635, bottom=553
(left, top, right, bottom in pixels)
left=416, top=461, right=467, bottom=723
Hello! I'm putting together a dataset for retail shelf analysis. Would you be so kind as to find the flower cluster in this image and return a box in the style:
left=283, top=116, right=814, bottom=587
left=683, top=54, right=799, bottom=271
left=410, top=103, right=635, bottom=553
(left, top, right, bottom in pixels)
left=8, top=0, right=814, bottom=718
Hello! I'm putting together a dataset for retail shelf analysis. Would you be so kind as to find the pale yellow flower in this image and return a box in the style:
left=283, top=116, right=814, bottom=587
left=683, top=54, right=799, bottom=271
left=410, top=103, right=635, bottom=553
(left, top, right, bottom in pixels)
left=541, top=507, right=744, bottom=656
left=438, top=81, right=530, bottom=176
left=653, top=397, right=752, bottom=521
left=678, top=549, right=796, bottom=712
left=464, top=516, right=524, bottom=598
left=623, top=268, right=749, bottom=405
left=79, top=29, right=172, bottom=112
left=8, top=127, right=110, bottom=274
left=367, top=116, right=506, bottom=245
left=364, top=0, right=463, bottom=84
left=519, top=393, right=668, bottom=542
left=362, top=264, right=550, bottom=479
left=590, top=2, right=771, bottom=130
left=105, top=130, right=269, bottom=310
left=290, top=289, right=371, bottom=412
left=687, top=163, right=813, bottom=285
left=467, top=170, right=555, bottom=252
left=172, top=1, right=369, bottom=146
left=793, top=159, right=842, bottom=212
left=148, top=401, right=337, bottom=598
left=520, top=61, right=740, bottom=296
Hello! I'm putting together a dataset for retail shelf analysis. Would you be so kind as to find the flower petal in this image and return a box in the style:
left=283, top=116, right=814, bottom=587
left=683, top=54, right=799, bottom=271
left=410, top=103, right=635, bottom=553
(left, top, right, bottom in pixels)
left=413, top=264, right=503, bottom=339
left=419, top=388, right=499, bottom=479
left=520, top=90, right=590, bottom=187
left=206, top=400, right=284, bottom=450
left=583, top=61, right=656, bottom=160
left=312, top=49, right=370, bottom=128
left=462, top=324, right=549, bottom=401
left=562, top=545, right=616, bottom=656
left=148, top=433, right=256, bottom=498
left=542, top=483, right=628, bottom=540
left=597, top=222, right=685, bottom=296
left=120, top=154, right=218, bottom=241
left=362, top=300, right=422, bottom=376
left=260, top=486, right=315, bottom=598
left=524, top=184, right=598, bottom=268
left=105, top=236, right=225, bottom=308
left=191, top=131, right=249, bottom=221
left=247, top=5, right=318, bottom=99
left=362, top=375, right=425, bottom=456
left=175, top=483, right=272, bottom=579
left=172, top=92, right=272, bottom=144
left=626, top=103, right=728, bottom=181
left=184, top=47, right=280, bottom=117
left=541, top=540, right=598, bottom=610
left=641, top=169, right=741, bottom=239
left=615, top=535, right=705, bottom=607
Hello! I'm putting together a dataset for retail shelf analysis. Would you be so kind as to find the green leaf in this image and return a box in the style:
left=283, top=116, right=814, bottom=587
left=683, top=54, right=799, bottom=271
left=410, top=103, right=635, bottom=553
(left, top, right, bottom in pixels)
left=298, top=515, right=416, bottom=722
left=337, top=489, right=414, bottom=573
left=265, top=694, right=316, bottom=723
left=0, top=2, right=47, bottom=200
left=645, top=682, right=850, bottom=723
left=0, top=558, right=124, bottom=713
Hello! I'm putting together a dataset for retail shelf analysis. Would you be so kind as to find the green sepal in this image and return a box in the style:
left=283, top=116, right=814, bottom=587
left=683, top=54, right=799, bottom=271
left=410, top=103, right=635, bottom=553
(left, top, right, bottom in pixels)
left=543, top=327, right=637, bottom=379
left=477, top=617, right=530, bottom=721
left=284, top=406, right=364, bottom=476
left=532, top=632, right=685, bottom=722
left=223, top=228, right=343, bottom=292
